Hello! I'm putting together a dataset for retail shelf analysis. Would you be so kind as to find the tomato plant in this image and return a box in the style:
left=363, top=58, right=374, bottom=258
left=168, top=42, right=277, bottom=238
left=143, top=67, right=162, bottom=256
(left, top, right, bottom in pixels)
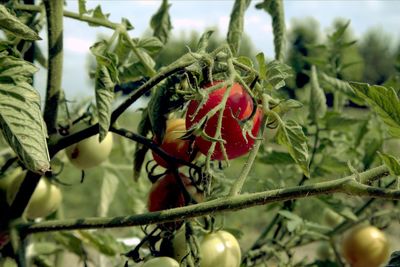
left=65, top=132, right=113, bottom=169
left=152, top=118, right=197, bottom=168
left=186, top=81, right=262, bottom=160
left=7, top=174, right=62, bottom=219
left=342, top=225, right=390, bottom=267
left=199, top=230, right=241, bottom=267
left=142, top=257, right=180, bottom=267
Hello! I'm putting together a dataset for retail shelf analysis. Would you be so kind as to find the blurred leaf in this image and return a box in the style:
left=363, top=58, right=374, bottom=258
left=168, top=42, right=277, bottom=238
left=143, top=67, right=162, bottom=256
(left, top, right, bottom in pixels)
left=351, top=82, right=400, bottom=138
left=324, top=112, right=363, bottom=131
left=78, top=0, right=88, bottom=15
left=196, top=30, right=214, bottom=52
left=386, top=251, right=400, bottom=267
left=137, top=37, right=164, bottom=56
left=227, top=0, right=251, bottom=55
left=0, top=5, right=41, bottom=41
left=259, top=150, right=295, bottom=165
left=276, top=120, right=310, bottom=177
left=256, top=52, right=267, bottom=80
left=78, top=230, right=125, bottom=256
left=314, top=155, right=348, bottom=175
left=98, top=171, right=119, bottom=217
left=309, top=66, right=327, bottom=123
left=338, top=208, right=358, bottom=222
left=88, top=5, right=110, bottom=27
left=265, top=60, right=292, bottom=90
left=279, top=210, right=303, bottom=232
left=53, top=232, right=86, bottom=257
left=0, top=53, right=50, bottom=174
left=150, top=0, right=172, bottom=44
left=133, top=109, right=152, bottom=180
left=32, top=241, right=62, bottom=255
left=328, top=20, right=350, bottom=43
left=0, top=257, right=17, bottom=267
left=378, top=152, right=400, bottom=176
left=362, top=138, right=382, bottom=169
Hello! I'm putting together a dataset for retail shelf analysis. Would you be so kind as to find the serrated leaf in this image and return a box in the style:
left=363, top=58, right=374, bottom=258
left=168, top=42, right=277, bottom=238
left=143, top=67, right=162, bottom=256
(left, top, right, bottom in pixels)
left=265, top=60, right=292, bottom=90
left=150, top=0, right=172, bottom=44
left=227, top=0, right=251, bottom=55
left=98, top=170, right=119, bottom=217
left=319, top=73, right=364, bottom=105
left=350, top=82, right=400, bottom=138
left=276, top=120, right=310, bottom=177
left=0, top=54, right=50, bottom=174
left=259, top=150, right=295, bottom=165
left=78, top=0, right=88, bottom=15
left=89, top=5, right=110, bottom=27
left=386, top=251, right=400, bottom=267
left=0, top=6, right=41, bottom=41
left=378, top=152, right=400, bottom=176
left=309, top=66, right=327, bottom=122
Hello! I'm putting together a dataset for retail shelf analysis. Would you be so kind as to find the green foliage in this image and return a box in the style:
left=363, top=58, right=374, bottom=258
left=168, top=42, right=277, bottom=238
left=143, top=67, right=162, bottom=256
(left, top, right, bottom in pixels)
left=227, top=0, right=251, bottom=55
left=150, top=0, right=172, bottom=44
left=309, top=66, right=327, bottom=123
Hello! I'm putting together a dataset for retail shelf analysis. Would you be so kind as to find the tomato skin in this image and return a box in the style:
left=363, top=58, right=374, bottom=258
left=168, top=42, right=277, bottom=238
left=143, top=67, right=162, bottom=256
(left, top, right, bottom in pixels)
left=142, top=257, right=180, bottom=267
left=7, top=174, right=62, bottom=219
left=199, top=230, right=241, bottom=267
left=152, top=118, right=196, bottom=168
left=65, top=132, right=113, bottom=169
left=342, top=226, right=389, bottom=267
left=171, top=227, right=189, bottom=263
left=186, top=81, right=262, bottom=160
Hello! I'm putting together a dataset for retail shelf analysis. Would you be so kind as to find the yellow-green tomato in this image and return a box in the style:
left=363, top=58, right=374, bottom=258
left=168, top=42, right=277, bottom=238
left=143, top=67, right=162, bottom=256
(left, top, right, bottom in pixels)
left=342, top=225, right=390, bottom=267
left=65, top=133, right=113, bottom=169
left=7, top=175, right=62, bottom=219
left=172, top=228, right=189, bottom=263
left=199, top=231, right=241, bottom=267
left=142, top=257, right=179, bottom=267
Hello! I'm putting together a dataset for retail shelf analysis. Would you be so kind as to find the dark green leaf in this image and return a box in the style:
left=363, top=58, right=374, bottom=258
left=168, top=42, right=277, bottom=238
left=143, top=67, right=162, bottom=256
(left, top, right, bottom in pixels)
left=276, top=120, right=310, bottom=177
left=53, top=232, right=86, bottom=257
left=259, top=150, right=295, bottom=165
left=265, top=60, right=292, bottom=90
left=324, top=112, right=363, bottom=131
left=133, top=109, right=152, bottom=181
left=78, top=0, right=88, bottom=15
left=319, top=73, right=363, bottom=105
left=137, top=37, right=164, bottom=56
left=309, top=66, right=327, bottom=123
left=227, top=0, right=251, bottom=55
left=0, top=53, right=50, bottom=174
left=362, top=138, right=382, bottom=169
left=386, top=251, right=400, bottom=267
left=351, top=82, right=400, bottom=138
left=88, top=6, right=110, bottom=27
left=378, top=152, right=400, bottom=176
left=0, top=6, right=41, bottom=41
left=150, top=0, right=172, bottom=44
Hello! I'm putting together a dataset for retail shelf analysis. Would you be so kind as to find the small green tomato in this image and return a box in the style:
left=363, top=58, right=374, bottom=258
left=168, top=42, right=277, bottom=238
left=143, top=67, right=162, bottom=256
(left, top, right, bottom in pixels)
left=142, top=257, right=180, bottom=267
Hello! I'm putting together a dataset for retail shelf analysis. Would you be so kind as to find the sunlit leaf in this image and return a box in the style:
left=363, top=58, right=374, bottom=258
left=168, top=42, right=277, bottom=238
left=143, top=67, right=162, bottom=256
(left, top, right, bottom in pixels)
left=150, top=0, right=172, bottom=44
left=309, top=66, right=327, bottom=123
left=227, top=0, right=251, bottom=55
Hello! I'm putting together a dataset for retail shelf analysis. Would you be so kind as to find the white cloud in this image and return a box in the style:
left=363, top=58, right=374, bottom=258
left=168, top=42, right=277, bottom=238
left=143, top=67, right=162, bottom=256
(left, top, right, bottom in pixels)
left=65, top=37, right=92, bottom=54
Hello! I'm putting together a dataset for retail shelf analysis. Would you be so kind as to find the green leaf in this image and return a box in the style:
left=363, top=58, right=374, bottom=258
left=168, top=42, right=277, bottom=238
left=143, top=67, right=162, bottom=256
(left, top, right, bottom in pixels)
left=259, top=150, right=295, bottom=165
left=0, top=53, right=50, bottom=174
left=78, top=0, right=88, bottom=15
left=0, top=257, right=17, bottom=267
left=53, top=232, right=86, bottom=257
left=150, top=0, right=172, bottom=44
left=227, top=0, right=251, bottom=55
left=324, top=112, right=363, bottom=131
left=78, top=230, right=124, bottom=256
left=276, top=120, right=310, bottom=177
left=88, top=5, right=110, bottom=27
left=98, top=170, right=119, bottom=217
left=256, top=52, right=267, bottom=80
left=137, top=37, right=164, bottom=56
left=265, top=60, right=292, bottom=90
left=256, top=0, right=285, bottom=61
left=309, top=66, right=327, bottom=123
left=378, top=152, right=400, bottom=176
left=319, top=73, right=363, bottom=105
left=350, top=82, right=400, bottom=138
left=196, top=30, right=214, bottom=52
left=90, top=41, right=119, bottom=141
left=0, top=6, right=41, bottom=41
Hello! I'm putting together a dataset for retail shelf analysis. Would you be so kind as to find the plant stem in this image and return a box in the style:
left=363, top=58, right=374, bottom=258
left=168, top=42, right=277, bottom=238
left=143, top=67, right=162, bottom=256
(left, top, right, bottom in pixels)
left=16, top=165, right=396, bottom=235
left=14, top=4, right=119, bottom=30
left=42, top=0, right=63, bottom=135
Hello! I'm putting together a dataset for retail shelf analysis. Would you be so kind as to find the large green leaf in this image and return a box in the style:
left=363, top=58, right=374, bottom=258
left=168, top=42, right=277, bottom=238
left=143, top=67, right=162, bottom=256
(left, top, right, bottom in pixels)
left=351, top=82, right=400, bottom=138
left=0, top=5, right=41, bottom=41
left=309, top=66, right=327, bottom=123
left=150, top=0, right=172, bottom=44
left=227, top=0, right=251, bottom=55
left=276, top=120, right=310, bottom=177
left=98, top=170, right=119, bottom=217
left=0, top=53, right=50, bottom=174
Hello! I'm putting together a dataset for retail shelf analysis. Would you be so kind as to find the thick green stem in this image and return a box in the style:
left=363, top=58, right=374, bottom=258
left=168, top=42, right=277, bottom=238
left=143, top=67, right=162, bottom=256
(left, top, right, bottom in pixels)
left=43, top=0, right=63, bottom=134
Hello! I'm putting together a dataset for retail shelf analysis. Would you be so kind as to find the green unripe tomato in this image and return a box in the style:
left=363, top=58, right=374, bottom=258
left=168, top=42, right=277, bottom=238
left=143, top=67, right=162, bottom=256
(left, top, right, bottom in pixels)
left=199, top=230, right=241, bottom=267
left=7, top=174, right=62, bottom=219
left=65, top=132, right=113, bottom=169
left=172, top=228, right=189, bottom=263
left=142, top=257, right=180, bottom=267
left=0, top=168, right=22, bottom=191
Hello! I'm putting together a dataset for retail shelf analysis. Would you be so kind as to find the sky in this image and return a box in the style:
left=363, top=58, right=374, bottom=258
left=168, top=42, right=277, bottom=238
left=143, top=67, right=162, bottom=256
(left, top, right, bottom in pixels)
left=34, top=0, right=400, bottom=103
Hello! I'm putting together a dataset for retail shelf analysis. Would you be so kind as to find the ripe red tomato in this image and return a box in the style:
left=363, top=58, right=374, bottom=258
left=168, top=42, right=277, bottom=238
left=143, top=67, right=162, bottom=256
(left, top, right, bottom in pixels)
left=147, top=173, right=201, bottom=212
left=152, top=118, right=196, bottom=168
left=342, top=225, right=389, bottom=267
left=186, top=81, right=262, bottom=160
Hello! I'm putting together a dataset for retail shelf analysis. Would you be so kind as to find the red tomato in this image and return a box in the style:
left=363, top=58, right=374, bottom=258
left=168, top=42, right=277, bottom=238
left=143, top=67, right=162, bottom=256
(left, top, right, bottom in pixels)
left=186, top=81, right=262, bottom=160
left=152, top=118, right=196, bottom=168
left=147, top=173, right=202, bottom=229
